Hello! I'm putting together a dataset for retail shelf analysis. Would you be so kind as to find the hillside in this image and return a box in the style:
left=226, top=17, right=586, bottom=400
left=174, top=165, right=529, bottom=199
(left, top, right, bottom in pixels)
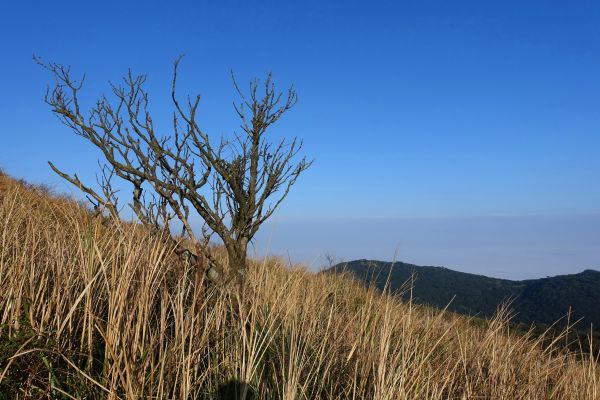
left=327, top=260, right=600, bottom=331
left=0, top=172, right=598, bottom=398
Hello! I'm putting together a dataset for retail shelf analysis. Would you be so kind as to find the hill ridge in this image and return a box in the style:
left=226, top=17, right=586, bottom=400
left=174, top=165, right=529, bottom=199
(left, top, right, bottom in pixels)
left=327, top=259, right=600, bottom=331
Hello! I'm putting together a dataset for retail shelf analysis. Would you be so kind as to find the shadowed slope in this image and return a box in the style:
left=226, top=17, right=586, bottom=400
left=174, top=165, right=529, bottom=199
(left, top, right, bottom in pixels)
left=328, top=259, right=600, bottom=332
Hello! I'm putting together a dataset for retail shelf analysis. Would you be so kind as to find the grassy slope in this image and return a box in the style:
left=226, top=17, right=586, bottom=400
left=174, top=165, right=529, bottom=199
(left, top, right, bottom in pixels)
left=0, top=173, right=598, bottom=399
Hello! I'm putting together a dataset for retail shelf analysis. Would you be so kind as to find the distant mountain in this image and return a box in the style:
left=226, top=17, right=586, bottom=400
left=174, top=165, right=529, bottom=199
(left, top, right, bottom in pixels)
left=327, top=260, right=600, bottom=331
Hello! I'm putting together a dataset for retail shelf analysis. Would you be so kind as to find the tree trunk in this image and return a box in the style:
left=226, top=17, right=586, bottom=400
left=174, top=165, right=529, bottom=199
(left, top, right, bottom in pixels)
left=226, top=237, right=248, bottom=290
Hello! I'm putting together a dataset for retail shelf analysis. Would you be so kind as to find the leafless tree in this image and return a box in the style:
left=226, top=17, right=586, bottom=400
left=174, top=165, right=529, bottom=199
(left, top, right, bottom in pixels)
left=323, top=252, right=341, bottom=270
left=37, top=55, right=312, bottom=286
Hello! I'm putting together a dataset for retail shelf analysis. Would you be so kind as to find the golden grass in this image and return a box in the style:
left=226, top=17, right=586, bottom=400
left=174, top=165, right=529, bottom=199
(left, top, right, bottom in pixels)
left=0, top=174, right=598, bottom=399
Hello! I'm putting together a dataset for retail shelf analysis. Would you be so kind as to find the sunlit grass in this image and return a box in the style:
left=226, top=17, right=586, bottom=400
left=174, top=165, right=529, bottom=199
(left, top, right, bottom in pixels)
left=0, top=173, right=598, bottom=399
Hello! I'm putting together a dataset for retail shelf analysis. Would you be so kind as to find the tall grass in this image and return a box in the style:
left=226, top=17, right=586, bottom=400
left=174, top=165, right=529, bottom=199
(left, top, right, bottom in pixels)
left=0, top=174, right=598, bottom=399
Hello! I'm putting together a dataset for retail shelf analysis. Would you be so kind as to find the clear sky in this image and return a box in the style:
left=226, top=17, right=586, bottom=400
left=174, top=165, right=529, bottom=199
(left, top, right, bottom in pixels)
left=1, top=1, right=599, bottom=279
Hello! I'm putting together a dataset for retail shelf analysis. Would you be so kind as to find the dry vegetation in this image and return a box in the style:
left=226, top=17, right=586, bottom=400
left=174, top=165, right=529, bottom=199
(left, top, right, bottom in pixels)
left=0, top=173, right=598, bottom=399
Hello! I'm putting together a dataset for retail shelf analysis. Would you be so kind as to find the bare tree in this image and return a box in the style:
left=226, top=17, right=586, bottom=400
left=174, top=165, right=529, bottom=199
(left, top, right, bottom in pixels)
left=323, top=252, right=341, bottom=270
left=37, top=56, right=312, bottom=286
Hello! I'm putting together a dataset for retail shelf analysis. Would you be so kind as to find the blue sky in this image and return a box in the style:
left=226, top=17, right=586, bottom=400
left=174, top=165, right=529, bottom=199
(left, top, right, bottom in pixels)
left=1, top=1, right=599, bottom=278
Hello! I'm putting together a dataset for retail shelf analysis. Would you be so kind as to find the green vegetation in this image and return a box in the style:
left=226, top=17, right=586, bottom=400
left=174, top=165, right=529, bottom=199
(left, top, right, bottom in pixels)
left=327, top=260, right=600, bottom=342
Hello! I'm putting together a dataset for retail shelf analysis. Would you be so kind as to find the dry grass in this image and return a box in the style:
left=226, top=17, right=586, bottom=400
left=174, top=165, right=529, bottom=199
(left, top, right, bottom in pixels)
left=0, top=173, right=598, bottom=399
